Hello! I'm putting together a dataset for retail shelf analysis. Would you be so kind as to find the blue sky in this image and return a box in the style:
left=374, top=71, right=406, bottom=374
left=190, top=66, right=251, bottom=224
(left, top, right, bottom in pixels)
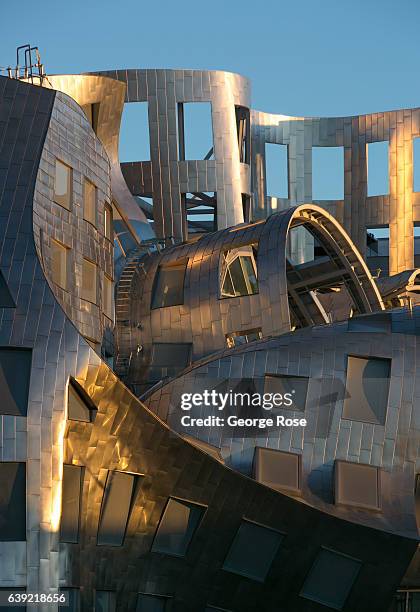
left=1, top=0, right=420, bottom=194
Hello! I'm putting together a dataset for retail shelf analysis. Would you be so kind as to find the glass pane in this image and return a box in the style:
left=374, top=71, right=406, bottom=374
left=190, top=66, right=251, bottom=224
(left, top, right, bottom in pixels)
left=221, top=246, right=258, bottom=298
left=82, top=259, right=97, bottom=303
left=60, top=465, right=83, bottom=543
left=0, top=348, right=31, bottom=416
left=84, top=179, right=96, bottom=225
left=97, top=472, right=136, bottom=546
left=343, top=356, right=390, bottom=425
left=152, top=264, right=186, bottom=309
left=54, top=160, right=71, bottom=209
left=104, top=206, right=113, bottom=240
left=104, top=276, right=114, bottom=320
left=152, top=498, right=204, bottom=556
left=51, top=240, right=67, bottom=290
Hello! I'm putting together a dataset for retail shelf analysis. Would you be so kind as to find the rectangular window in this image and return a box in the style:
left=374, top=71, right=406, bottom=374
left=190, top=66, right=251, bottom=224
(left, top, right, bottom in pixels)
left=103, top=275, right=114, bottom=321
left=264, top=375, right=308, bottom=411
left=136, top=594, right=168, bottom=612
left=84, top=179, right=97, bottom=226
left=178, top=102, right=213, bottom=161
left=220, top=245, right=258, bottom=298
left=223, top=520, right=283, bottom=582
left=0, top=270, right=15, bottom=308
left=152, top=497, right=205, bottom=557
left=95, top=591, right=116, bottom=612
left=97, top=471, right=140, bottom=546
left=253, top=448, right=301, bottom=494
left=68, top=378, right=96, bottom=422
left=366, top=226, right=389, bottom=258
left=119, top=102, right=150, bottom=162
left=265, top=143, right=288, bottom=198
left=104, top=204, right=113, bottom=241
left=0, top=348, right=31, bottom=416
left=60, top=464, right=84, bottom=543
left=335, top=460, right=381, bottom=511
left=151, top=343, right=191, bottom=369
left=235, top=106, right=250, bottom=164
left=342, top=355, right=390, bottom=425
left=300, top=548, right=361, bottom=610
left=312, top=147, right=344, bottom=200
left=226, top=328, right=262, bottom=348
left=367, top=141, right=389, bottom=196
left=53, top=159, right=72, bottom=209
left=82, top=259, right=98, bottom=304
left=51, top=239, right=68, bottom=290
left=151, top=261, right=187, bottom=309
left=0, top=463, right=26, bottom=540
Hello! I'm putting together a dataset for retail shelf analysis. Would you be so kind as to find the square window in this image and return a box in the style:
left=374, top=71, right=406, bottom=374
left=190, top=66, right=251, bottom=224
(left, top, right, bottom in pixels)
left=84, top=179, right=97, bottom=226
left=0, top=348, right=31, bottom=416
left=253, top=448, right=301, bottom=493
left=97, top=471, right=141, bottom=546
left=312, top=147, right=344, bottom=200
left=95, top=591, right=116, bottom=612
left=51, top=239, right=68, bottom=290
left=342, top=356, right=390, bottom=425
left=366, top=226, right=389, bottom=258
left=60, top=464, right=84, bottom=543
left=152, top=498, right=205, bottom=557
left=136, top=594, right=168, bottom=612
left=0, top=463, right=26, bottom=540
left=222, top=520, right=283, bottom=582
left=263, top=375, right=308, bottom=411
left=151, top=261, right=187, bottom=309
left=82, top=259, right=98, bottom=304
left=103, top=275, right=114, bottom=321
left=367, top=141, right=389, bottom=196
left=104, top=204, right=113, bottom=241
left=335, top=460, right=381, bottom=511
left=265, top=143, right=288, bottom=198
left=54, top=159, right=72, bottom=209
left=300, top=547, right=361, bottom=610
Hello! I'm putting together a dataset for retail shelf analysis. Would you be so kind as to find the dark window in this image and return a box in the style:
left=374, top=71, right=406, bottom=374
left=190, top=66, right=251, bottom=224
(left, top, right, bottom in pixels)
left=0, top=272, right=15, bottom=308
left=265, top=143, right=288, bottom=198
left=235, top=106, right=250, bottom=164
left=61, top=589, right=80, bottom=612
left=151, top=344, right=191, bottom=369
left=68, top=379, right=96, bottom=422
left=136, top=594, right=168, bottom=612
left=0, top=588, right=26, bottom=611
left=220, top=245, right=258, bottom=298
left=264, top=375, right=308, bottom=411
left=97, top=471, right=141, bottom=546
left=0, top=463, right=26, bottom=540
left=312, top=147, right=344, bottom=200
left=95, top=591, right=116, bottom=612
left=222, top=520, right=283, bottom=582
left=226, top=328, right=262, bottom=348
left=367, top=226, right=389, bottom=258
left=335, top=461, right=381, bottom=511
left=342, top=356, right=390, bottom=425
left=241, top=194, right=251, bottom=223
left=151, top=262, right=187, bottom=309
left=0, top=348, right=31, bottom=416
left=60, top=465, right=84, bottom=543
left=367, top=141, right=389, bottom=196
left=300, top=548, right=361, bottom=610
left=253, top=448, right=301, bottom=493
left=178, top=102, right=213, bottom=161
left=152, top=498, right=205, bottom=557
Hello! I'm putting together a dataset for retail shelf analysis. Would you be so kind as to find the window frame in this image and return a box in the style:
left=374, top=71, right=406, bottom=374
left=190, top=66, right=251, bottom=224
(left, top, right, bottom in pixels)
left=81, top=257, right=98, bottom=304
left=83, top=177, right=97, bottom=227
left=53, top=159, right=72, bottom=210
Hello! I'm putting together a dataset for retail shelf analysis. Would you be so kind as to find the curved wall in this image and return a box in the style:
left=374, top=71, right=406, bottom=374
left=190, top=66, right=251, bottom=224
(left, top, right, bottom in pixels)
left=93, top=69, right=252, bottom=241
left=251, top=108, right=420, bottom=276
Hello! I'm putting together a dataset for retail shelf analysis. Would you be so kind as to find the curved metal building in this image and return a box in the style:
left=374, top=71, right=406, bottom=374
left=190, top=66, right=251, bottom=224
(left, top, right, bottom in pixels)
left=0, top=58, right=420, bottom=611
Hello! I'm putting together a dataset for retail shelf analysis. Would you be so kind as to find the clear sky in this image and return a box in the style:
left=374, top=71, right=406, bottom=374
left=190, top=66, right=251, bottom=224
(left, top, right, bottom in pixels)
left=1, top=0, right=420, bottom=190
